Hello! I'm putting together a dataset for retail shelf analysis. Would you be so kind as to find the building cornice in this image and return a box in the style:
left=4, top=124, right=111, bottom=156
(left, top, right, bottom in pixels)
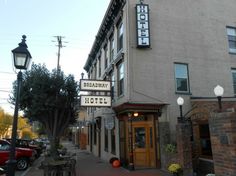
left=84, top=0, right=126, bottom=72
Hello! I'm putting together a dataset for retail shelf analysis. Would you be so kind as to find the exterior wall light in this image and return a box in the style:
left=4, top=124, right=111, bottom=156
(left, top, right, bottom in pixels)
left=214, top=85, right=224, bottom=111
left=177, top=97, right=184, bottom=122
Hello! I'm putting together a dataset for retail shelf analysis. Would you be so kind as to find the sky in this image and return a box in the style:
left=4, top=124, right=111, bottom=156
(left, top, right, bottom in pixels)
left=0, top=0, right=110, bottom=114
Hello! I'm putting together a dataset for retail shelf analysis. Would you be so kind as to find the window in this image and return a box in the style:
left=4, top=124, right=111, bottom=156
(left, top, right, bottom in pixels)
left=117, top=62, right=124, bottom=96
left=111, top=72, right=115, bottom=99
left=93, top=123, right=97, bottom=145
left=227, top=27, right=236, bottom=53
left=175, top=63, right=190, bottom=93
left=232, top=69, right=236, bottom=94
left=98, top=57, right=101, bottom=77
left=104, top=46, right=108, bottom=69
left=117, top=22, right=123, bottom=52
left=0, top=142, right=10, bottom=150
left=111, top=126, right=116, bottom=154
left=104, top=122, right=108, bottom=151
left=92, top=65, right=97, bottom=79
left=110, top=36, right=114, bottom=61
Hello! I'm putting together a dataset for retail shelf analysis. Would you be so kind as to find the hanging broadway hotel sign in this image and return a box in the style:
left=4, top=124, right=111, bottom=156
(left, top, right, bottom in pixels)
left=80, top=95, right=111, bottom=107
left=80, top=79, right=111, bottom=107
left=80, top=79, right=111, bottom=91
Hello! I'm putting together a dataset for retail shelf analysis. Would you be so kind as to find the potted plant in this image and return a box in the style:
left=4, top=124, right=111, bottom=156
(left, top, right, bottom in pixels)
left=168, top=163, right=182, bottom=176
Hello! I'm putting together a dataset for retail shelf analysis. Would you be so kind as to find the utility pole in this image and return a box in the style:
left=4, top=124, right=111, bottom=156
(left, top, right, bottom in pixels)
left=52, top=36, right=67, bottom=71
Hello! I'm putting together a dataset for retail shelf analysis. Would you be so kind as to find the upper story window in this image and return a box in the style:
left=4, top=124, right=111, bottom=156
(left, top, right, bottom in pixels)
left=92, top=65, right=97, bottom=79
left=98, top=57, right=101, bottom=77
left=110, top=72, right=115, bottom=99
left=117, top=22, right=124, bottom=52
left=104, top=46, right=108, bottom=69
left=117, top=62, right=124, bottom=96
left=227, top=27, right=236, bottom=54
left=174, top=63, right=190, bottom=93
left=231, top=69, right=236, bottom=95
left=110, top=36, right=114, bottom=61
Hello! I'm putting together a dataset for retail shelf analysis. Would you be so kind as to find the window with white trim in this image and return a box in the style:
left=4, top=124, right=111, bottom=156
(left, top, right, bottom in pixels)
left=110, top=72, right=115, bottom=99
left=117, top=22, right=123, bottom=52
left=174, top=63, right=190, bottom=93
left=227, top=27, right=236, bottom=53
left=110, top=36, right=114, bottom=61
left=104, top=46, right=108, bottom=69
left=98, top=56, right=101, bottom=77
left=117, top=62, right=124, bottom=96
left=231, top=69, right=236, bottom=95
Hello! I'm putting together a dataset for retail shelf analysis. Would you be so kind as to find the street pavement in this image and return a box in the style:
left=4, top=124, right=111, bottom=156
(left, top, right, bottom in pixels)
left=22, top=141, right=171, bottom=176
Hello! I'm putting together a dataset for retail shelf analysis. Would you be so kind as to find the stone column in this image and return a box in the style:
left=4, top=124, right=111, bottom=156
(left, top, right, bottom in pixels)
left=176, top=122, right=193, bottom=176
left=209, top=112, right=236, bottom=176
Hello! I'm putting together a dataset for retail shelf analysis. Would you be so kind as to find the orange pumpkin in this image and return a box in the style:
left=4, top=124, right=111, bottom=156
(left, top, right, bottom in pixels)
left=112, top=160, right=120, bottom=168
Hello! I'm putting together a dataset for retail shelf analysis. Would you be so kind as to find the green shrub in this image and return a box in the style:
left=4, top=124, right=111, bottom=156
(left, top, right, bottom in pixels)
left=165, top=143, right=177, bottom=154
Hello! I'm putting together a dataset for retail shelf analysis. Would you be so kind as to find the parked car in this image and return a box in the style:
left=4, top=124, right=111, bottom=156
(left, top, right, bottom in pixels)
left=4, top=138, right=42, bottom=158
left=34, top=138, right=50, bottom=150
left=0, top=139, right=35, bottom=171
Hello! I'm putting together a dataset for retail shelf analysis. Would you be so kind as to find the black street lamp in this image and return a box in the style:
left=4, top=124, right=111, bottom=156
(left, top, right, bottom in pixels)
left=214, top=85, right=224, bottom=111
left=6, top=35, right=32, bottom=176
left=177, top=97, right=184, bottom=122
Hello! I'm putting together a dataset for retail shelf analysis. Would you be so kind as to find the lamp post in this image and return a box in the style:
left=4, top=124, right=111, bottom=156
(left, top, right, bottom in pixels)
left=177, top=97, right=184, bottom=122
left=214, top=85, right=224, bottom=111
left=6, top=35, right=32, bottom=176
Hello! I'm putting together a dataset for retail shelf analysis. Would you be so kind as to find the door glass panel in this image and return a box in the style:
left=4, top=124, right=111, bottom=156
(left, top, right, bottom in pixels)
left=134, top=127, right=146, bottom=148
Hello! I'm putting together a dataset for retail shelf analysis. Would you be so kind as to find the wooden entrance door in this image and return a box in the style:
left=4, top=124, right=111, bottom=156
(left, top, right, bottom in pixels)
left=132, top=123, right=156, bottom=168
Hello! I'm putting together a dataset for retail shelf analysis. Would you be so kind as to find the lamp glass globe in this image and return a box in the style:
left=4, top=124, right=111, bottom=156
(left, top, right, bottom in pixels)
left=214, top=85, right=224, bottom=97
left=177, top=97, right=184, bottom=106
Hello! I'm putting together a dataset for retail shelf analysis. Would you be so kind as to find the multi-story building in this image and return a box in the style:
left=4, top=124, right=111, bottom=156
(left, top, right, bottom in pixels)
left=83, top=0, right=236, bottom=173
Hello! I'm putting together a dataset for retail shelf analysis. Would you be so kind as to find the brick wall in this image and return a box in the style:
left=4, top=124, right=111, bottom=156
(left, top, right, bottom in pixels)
left=176, top=122, right=193, bottom=176
left=209, top=112, right=236, bottom=176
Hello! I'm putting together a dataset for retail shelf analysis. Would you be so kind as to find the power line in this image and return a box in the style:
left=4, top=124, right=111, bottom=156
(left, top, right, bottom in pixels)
left=0, top=90, right=11, bottom=93
left=0, top=71, right=15, bottom=75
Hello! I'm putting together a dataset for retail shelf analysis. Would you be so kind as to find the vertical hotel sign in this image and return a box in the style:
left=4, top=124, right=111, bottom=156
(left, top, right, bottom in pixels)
left=136, top=3, right=150, bottom=48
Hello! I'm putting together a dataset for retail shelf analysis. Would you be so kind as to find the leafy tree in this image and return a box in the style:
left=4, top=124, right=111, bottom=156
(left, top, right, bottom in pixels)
left=18, top=116, right=30, bottom=131
left=11, top=64, right=79, bottom=157
left=0, top=108, right=12, bottom=138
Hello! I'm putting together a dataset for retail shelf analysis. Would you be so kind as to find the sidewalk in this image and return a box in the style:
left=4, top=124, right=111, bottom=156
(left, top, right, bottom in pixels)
left=24, top=141, right=171, bottom=176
